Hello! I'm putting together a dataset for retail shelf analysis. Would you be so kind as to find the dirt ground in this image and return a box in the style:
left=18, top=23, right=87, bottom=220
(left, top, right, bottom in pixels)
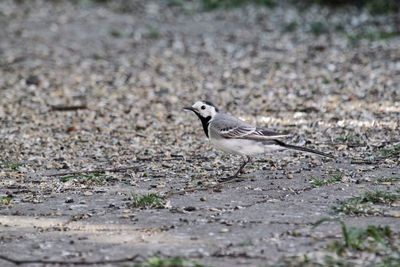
left=0, top=1, right=399, bottom=266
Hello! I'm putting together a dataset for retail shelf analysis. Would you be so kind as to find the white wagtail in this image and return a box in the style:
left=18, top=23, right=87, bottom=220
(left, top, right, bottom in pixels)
left=184, top=101, right=333, bottom=180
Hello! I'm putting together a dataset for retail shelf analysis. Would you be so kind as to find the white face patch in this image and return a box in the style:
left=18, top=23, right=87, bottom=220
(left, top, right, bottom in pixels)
left=192, top=101, right=217, bottom=118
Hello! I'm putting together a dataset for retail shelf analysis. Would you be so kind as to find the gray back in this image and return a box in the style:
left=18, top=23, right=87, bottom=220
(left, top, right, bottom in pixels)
left=209, top=113, right=255, bottom=139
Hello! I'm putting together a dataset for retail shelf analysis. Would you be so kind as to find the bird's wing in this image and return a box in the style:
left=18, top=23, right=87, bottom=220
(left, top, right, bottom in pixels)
left=212, top=113, right=290, bottom=140
left=211, top=113, right=257, bottom=139
left=243, top=128, right=291, bottom=140
left=219, top=125, right=256, bottom=139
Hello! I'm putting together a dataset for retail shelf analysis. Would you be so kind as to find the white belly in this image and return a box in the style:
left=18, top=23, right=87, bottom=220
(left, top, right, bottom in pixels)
left=209, top=137, right=282, bottom=156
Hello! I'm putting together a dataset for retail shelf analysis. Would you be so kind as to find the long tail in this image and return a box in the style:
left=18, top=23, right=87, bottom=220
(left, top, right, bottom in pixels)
left=274, top=140, right=334, bottom=159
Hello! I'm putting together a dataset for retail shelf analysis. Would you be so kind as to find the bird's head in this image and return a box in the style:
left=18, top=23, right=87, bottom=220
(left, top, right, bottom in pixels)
left=183, top=101, right=219, bottom=120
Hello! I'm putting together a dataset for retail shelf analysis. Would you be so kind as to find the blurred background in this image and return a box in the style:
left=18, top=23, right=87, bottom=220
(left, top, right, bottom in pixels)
left=1, top=0, right=399, bottom=170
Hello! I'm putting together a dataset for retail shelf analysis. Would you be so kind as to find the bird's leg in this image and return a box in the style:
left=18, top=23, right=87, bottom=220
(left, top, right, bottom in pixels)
left=219, top=156, right=251, bottom=182
left=235, top=156, right=252, bottom=177
left=233, top=156, right=251, bottom=177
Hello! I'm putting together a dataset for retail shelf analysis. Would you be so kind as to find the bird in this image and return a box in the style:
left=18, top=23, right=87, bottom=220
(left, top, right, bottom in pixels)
left=183, top=100, right=333, bottom=181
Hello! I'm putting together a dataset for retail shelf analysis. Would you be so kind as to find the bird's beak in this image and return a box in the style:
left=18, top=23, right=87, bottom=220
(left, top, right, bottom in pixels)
left=183, top=106, right=195, bottom=112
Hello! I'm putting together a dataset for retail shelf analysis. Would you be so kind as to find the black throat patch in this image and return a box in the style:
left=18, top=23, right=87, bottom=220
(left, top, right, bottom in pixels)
left=194, top=113, right=212, bottom=138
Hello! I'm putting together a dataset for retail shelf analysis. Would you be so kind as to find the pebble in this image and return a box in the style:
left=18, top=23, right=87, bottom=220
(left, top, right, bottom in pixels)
left=392, top=201, right=400, bottom=207
left=209, top=208, right=221, bottom=212
left=184, top=206, right=197, bottom=212
left=384, top=210, right=400, bottom=218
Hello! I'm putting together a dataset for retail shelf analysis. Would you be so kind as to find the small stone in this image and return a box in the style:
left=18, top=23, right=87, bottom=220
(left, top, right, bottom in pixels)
left=200, top=197, right=206, bottom=202
left=65, top=197, right=74, bottom=203
left=219, top=228, right=229, bottom=233
left=26, top=75, right=40, bottom=86
left=221, top=220, right=232, bottom=226
left=392, top=201, right=400, bottom=207
left=384, top=210, right=400, bottom=218
left=184, top=206, right=197, bottom=212
left=209, top=208, right=221, bottom=212
left=287, top=174, right=294, bottom=179
left=83, top=191, right=93, bottom=196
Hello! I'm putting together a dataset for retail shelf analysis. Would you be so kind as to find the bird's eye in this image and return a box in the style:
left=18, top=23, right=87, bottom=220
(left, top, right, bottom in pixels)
left=201, top=105, right=206, bottom=110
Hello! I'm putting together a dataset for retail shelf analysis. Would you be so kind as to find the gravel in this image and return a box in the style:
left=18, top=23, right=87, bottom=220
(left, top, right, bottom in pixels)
left=0, top=1, right=399, bottom=266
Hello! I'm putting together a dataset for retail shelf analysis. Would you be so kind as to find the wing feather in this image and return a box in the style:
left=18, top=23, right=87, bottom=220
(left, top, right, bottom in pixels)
left=219, top=126, right=289, bottom=140
left=219, top=126, right=255, bottom=139
left=244, top=128, right=290, bottom=140
left=211, top=113, right=290, bottom=140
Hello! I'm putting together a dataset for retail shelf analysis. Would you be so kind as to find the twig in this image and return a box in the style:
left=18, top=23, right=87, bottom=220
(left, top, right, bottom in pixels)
left=50, top=104, right=88, bottom=111
left=350, top=159, right=379, bottom=165
left=0, top=254, right=141, bottom=265
left=44, top=166, right=141, bottom=177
